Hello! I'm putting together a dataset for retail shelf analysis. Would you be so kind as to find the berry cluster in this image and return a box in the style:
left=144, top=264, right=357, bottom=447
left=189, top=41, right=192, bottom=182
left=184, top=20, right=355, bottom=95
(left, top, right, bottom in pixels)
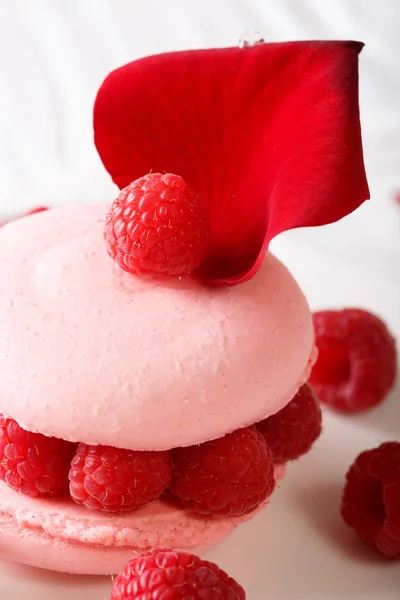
left=309, top=309, right=399, bottom=559
left=0, top=385, right=320, bottom=517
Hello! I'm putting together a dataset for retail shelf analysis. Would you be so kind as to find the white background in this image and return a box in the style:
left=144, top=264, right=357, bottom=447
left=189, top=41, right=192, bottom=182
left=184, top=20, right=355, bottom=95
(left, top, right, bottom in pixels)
left=0, top=0, right=399, bottom=321
left=0, top=2, right=399, bottom=599
left=0, top=0, right=399, bottom=213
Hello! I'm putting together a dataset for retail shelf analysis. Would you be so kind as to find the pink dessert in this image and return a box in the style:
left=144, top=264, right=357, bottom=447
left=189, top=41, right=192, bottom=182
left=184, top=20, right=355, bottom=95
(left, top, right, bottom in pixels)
left=0, top=206, right=303, bottom=573
left=0, top=40, right=368, bottom=574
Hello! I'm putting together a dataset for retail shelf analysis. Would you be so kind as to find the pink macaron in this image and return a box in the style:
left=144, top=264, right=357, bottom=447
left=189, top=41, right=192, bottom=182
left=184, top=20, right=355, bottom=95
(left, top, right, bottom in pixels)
left=0, top=206, right=313, bottom=574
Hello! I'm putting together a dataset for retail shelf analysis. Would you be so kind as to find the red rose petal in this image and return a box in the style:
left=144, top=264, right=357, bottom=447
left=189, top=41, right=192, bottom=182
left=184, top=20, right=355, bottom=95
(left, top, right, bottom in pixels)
left=94, top=41, right=369, bottom=285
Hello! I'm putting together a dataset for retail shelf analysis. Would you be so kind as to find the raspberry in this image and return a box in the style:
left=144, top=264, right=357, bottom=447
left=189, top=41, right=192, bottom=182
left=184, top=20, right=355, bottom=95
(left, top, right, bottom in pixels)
left=309, top=309, right=397, bottom=412
left=341, top=442, right=400, bottom=558
left=69, top=444, right=172, bottom=513
left=104, top=173, right=211, bottom=276
left=256, top=384, right=322, bottom=463
left=0, top=415, right=76, bottom=497
left=170, top=427, right=275, bottom=517
left=110, top=548, right=245, bottom=600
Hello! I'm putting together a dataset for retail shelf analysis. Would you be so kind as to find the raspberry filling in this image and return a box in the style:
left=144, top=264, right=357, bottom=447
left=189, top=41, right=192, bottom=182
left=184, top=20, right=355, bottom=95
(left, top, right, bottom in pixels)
left=0, top=384, right=321, bottom=517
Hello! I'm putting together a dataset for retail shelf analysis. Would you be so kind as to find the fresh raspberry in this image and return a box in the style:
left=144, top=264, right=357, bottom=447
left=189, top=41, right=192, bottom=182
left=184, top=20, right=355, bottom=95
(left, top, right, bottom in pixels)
left=69, top=444, right=172, bottom=513
left=341, top=442, right=400, bottom=559
left=309, top=309, right=397, bottom=412
left=255, top=384, right=322, bottom=463
left=104, top=173, right=211, bottom=276
left=170, top=427, right=275, bottom=517
left=110, top=548, right=245, bottom=600
left=0, top=414, right=76, bottom=497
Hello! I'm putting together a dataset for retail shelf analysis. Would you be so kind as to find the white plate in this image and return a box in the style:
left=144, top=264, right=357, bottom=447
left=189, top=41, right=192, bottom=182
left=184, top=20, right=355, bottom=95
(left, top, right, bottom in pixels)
left=1, top=389, right=399, bottom=600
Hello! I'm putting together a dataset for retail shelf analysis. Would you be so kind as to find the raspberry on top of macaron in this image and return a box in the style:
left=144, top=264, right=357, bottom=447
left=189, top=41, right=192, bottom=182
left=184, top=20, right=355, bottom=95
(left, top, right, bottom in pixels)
left=0, top=39, right=370, bottom=574
left=96, top=41, right=369, bottom=286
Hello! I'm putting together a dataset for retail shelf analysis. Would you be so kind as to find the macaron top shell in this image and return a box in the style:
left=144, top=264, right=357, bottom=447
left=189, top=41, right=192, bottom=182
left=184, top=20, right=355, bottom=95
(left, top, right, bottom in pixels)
left=0, top=205, right=314, bottom=450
